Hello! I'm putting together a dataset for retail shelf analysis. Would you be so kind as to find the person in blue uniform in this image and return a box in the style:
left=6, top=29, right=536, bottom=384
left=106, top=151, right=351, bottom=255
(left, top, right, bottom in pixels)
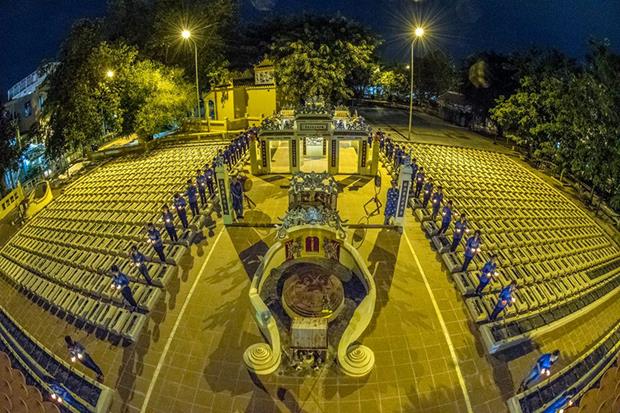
left=519, top=350, right=561, bottom=391
left=450, top=214, right=468, bottom=252
left=186, top=179, right=200, bottom=218
left=414, top=167, right=425, bottom=198
left=161, top=205, right=178, bottom=242
left=437, top=200, right=453, bottom=235
left=129, top=245, right=153, bottom=285
left=431, top=186, right=444, bottom=219
left=147, top=222, right=166, bottom=262
left=542, top=389, right=575, bottom=413
left=110, top=264, right=138, bottom=311
left=461, top=230, right=481, bottom=271
left=196, top=170, right=208, bottom=207
left=173, top=193, right=189, bottom=229
left=64, top=336, right=104, bottom=382
left=48, top=377, right=77, bottom=407
left=475, top=254, right=497, bottom=296
left=230, top=175, right=244, bottom=220
left=489, top=281, right=517, bottom=321
left=422, top=177, right=434, bottom=208
left=204, top=165, right=215, bottom=198
left=384, top=180, right=399, bottom=225
left=409, top=158, right=418, bottom=193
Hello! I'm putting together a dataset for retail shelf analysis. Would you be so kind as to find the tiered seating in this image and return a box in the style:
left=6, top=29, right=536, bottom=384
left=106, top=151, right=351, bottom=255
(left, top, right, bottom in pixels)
left=401, top=143, right=620, bottom=353
left=0, top=305, right=112, bottom=413
left=507, top=322, right=620, bottom=413
left=0, top=140, right=228, bottom=343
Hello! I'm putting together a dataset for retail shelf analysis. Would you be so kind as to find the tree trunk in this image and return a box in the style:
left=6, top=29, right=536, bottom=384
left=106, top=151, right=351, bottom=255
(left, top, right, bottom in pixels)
left=559, top=168, right=565, bottom=183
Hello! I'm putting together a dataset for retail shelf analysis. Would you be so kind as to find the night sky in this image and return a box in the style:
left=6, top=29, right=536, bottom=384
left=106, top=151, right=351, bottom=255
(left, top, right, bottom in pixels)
left=2, top=0, right=620, bottom=95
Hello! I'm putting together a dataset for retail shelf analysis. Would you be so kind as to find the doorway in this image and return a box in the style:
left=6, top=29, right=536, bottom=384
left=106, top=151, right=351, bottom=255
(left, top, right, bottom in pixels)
left=301, top=137, right=328, bottom=172
left=269, top=140, right=290, bottom=173
left=338, top=140, right=359, bottom=174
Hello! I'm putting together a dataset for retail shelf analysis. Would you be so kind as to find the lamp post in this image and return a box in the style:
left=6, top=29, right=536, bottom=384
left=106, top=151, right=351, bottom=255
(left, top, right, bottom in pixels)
left=408, top=26, right=425, bottom=141
left=182, top=29, right=202, bottom=120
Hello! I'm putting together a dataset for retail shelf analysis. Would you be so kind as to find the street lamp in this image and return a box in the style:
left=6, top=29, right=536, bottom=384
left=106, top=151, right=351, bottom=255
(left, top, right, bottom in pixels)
left=181, top=29, right=202, bottom=120
left=408, top=26, right=425, bottom=141
left=105, top=70, right=114, bottom=79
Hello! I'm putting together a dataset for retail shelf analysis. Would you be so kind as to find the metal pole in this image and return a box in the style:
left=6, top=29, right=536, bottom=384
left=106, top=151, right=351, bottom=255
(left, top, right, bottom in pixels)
left=408, top=40, right=414, bottom=141
left=193, top=41, right=201, bottom=119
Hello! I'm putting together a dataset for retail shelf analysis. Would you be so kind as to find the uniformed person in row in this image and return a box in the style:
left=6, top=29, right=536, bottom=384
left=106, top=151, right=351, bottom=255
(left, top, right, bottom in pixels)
left=384, top=180, right=399, bottom=225
left=204, top=164, right=215, bottom=198
left=186, top=179, right=200, bottom=218
left=437, top=199, right=453, bottom=235
left=431, top=185, right=444, bottom=219
left=422, top=177, right=434, bottom=208
left=450, top=213, right=468, bottom=252
left=542, top=389, right=575, bottom=413
left=461, top=229, right=481, bottom=271
left=64, top=336, right=104, bottom=382
left=489, top=280, right=517, bottom=321
left=414, top=166, right=425, bottom=198
left=146, top=222, right=166, bottom=263
left=196, top=169, right=208, bottom=207
left=161, top=205, right=178, bottom=242
left=409, top=158, right=419, bottom=192
left=230, top=175, right=244, bottom=220
left=173, top=193, right=189, bottom=229
left=110, top=264, right=138, bottom=311
left=474, top=254, right=497, bottom=296
left=129, top=245, right=153, bottom=285
left=519, top=350, right=560, bottom=391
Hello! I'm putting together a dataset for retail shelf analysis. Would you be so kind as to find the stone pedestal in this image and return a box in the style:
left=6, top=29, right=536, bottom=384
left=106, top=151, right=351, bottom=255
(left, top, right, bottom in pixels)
left=215, top=163, right=233, bottom=225
left=394, top=164, right=412, bottom=227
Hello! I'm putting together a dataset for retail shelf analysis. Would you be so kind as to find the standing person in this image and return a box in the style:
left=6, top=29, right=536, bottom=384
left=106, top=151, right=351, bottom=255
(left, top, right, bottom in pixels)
left=196, top=170, right=208, bottom=207
left=422, top=177, right=434, bottom=208
left=474, top=254, right=497, bottom=295
left=489, top=281, right=517, bottom=321
left=161, top=205, right=178, bottom=242
left=542, top=389, right=575, bottom=413
left=186, top=179, right=200, bottom=218
left=230, top=175, right=244, bottom=220
left=450, top=214, right=468, bottom=252
left=431, top=186, right=444, bottom=220
left=414, top=167, right=425, bottom=198
left=110, top=264, right=138, bottom=311
left=462, top=230, right=482, bottom=271
left=384, top=180, right=399, bottom=225
left=519, top=350, right=561, bottom=391
left=48, top=377, right=77, bottom=407
left=129, top=245, right=153, bottom=285
left=204, top=165, right=216, bottom=198
left=409, top=158, right=418, bottom=193
left=147, top=223, right=166, bottom=262
left=64, top=336, right=104, bottom=382
left=437, top=200, right=453, bottom=235
left=173, top=193, right=189, bottom=229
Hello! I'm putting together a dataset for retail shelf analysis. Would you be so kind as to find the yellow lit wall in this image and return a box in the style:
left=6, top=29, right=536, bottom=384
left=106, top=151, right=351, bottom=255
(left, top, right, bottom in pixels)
left=246, top=86, right=277, bottom=119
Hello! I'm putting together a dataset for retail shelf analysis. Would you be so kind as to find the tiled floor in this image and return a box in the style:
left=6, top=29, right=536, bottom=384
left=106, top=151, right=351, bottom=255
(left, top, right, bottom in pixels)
left=0, top=113, right=618, bottom=413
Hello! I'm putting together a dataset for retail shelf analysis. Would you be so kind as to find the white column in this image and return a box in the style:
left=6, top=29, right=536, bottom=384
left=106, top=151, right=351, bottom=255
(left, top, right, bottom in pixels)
left=393, top=164, right=412, bottom=227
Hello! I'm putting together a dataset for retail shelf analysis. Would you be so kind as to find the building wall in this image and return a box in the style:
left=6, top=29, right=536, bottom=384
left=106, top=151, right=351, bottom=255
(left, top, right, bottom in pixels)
left=4, top=89, right=47, bottom=136
left=246, top=87, right=277, bottom=119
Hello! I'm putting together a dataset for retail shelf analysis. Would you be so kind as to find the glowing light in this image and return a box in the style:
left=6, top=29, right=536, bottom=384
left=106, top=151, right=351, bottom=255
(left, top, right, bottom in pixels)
left=181, top=29, right=191, bottom=39
left=105, top=70, right=114, bottom=79
left=414, top=27, right=425, bottom=37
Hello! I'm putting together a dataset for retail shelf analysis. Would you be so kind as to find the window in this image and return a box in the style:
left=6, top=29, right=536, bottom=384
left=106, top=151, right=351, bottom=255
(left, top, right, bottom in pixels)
left=23, top=101, right=32, bottom=117
left=305, top=236, right=319, bottom=252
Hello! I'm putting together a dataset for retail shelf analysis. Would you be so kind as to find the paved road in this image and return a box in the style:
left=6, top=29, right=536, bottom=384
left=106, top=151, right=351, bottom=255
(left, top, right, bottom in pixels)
left=356, top=105, right=514, bottom=154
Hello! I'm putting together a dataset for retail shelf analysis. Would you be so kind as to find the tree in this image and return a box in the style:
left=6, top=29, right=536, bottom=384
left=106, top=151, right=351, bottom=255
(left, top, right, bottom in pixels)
left=245, top=14, right=380, bottom=105
left=371, top=68, right=407, bottom=100
left=0, top=105, right=21, bottom=193
left=416, top=49, right=458, bottom=101
left=45, top=19, right=105, bottom=159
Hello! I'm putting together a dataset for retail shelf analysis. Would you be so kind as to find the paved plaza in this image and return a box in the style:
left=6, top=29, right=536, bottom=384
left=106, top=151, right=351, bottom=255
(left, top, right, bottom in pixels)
left=0, top=110, right=617, bottom=413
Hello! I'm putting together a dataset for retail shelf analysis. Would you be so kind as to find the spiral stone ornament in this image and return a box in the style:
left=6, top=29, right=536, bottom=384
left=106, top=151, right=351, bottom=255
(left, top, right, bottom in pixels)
left=243, top=343, right=281, bottom=375
left=339, top=345, right=375, bottom=377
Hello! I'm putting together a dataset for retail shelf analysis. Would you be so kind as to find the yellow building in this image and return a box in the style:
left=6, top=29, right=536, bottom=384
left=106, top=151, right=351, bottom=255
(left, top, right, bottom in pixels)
left=205, top=60, right=278, bottom=128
